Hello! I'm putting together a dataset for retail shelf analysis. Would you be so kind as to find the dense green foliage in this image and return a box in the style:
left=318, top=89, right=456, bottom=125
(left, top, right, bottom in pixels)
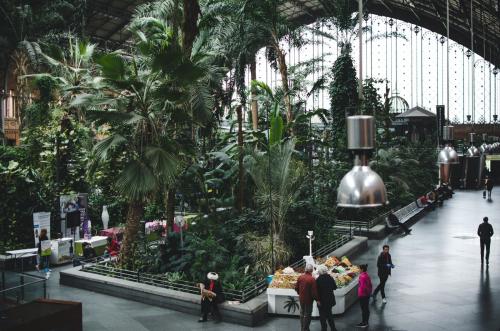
left=0, top=0, right=438, bottom=291
left=328, top=48, right=359, bottom=158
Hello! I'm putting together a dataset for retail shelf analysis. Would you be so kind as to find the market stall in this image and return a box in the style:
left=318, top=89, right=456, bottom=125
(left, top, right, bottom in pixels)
left=267, top=256, right=360, bottom=316
left=50, top=238, right=74, bottom=265
left=74, top=236, right=108, bottom=257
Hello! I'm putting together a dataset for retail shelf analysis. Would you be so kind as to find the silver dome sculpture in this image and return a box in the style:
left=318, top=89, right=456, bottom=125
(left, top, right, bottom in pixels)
left=437, top=147, right=453, bottom=164
left=438, top=126, right=459, bottom=164
left=467, top=145, right=480, bottom=157
left=479, top=143, right=490, bottom=154
left=337, top=116, right=388, bottom=208
left=437, top=126, right=458, bottom=185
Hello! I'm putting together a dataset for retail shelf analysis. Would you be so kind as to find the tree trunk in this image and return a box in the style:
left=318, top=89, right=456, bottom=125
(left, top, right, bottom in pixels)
left=172, top=0, right=180, bottom=42
left=166, top=189, right=176, bottom=232
left=250, top=57, right=258, bottom=131
left=120, top=201, right=144, bottom=269
left=236, top=105, right=244, bottom=211
left=274, top=45, right=292, bottom=125
left=182, top=0, right=200, bottom=55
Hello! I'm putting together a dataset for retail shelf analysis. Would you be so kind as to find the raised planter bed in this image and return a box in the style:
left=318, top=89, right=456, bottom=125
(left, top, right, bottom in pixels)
left=59, top=235, right=369, bottom=325
left=59, top=265, right=267, bottom=327
left=267, top=275, right=358, bottom=316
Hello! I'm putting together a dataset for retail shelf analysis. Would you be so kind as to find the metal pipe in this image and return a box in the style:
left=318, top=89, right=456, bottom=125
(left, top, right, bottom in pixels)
left=421, top=31, right=423, bottom=106
left=446, top=0, right=450, bottom=121
left=411, top=25, right=413, bottom=106
left=463, top=46, right=465, bottom=123
left=358, top=0, right=363, bottom=101
left=471, top=0, right=474, bottom=122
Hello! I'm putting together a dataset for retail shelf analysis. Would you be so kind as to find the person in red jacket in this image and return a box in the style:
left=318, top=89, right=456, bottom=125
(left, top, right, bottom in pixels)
left=295, top=264, right=320, bottom=331
left=357, top=264, right=372, bottom=328
left=105, top=237, right=120, bottom=257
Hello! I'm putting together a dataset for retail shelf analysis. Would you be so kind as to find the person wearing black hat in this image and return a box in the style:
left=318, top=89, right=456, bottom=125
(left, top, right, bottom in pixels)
left=198, top=272, right=225, bottom=322
left=478, top=217, right=494, bottom=265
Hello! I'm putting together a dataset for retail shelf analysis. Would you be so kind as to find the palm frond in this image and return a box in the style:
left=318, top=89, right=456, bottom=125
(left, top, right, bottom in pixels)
left=144, top=146, right=181, bottom=186
left=116, top=160, right=158, bottom=201
left=93, top=134, right=127, bottom=161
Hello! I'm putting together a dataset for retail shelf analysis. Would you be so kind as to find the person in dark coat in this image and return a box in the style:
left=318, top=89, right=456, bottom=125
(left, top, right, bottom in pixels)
left=372, top=245, right=394, bottom=303
left=478, top=217, right=494, bottom=265
left=198, top=272, right=224, bottom=322
left=316, top=265, right=337, bottom=331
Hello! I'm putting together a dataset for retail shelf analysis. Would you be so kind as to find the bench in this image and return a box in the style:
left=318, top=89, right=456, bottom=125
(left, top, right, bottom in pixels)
left=385, top=199, right=427, bottom=232
left=395, top=201, right=423, bottom=222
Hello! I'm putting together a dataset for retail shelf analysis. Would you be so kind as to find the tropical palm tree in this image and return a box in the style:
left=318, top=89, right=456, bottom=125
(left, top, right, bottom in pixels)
left=23, top=38, right=98, bottom=123
left=244, top=81, right=303, bottom=240
left=239, top=0, right=296, bottom=124
left=244, top=139, right=303, bottom=241
left=76, top=14, right=221, bottom=267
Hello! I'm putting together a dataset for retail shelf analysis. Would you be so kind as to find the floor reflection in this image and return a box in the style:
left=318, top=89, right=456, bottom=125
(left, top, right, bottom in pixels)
left=479, top=264, right=491, bottom=323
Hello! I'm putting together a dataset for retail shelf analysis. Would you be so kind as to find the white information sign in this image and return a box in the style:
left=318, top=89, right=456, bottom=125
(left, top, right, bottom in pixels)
left=33, top=212, right=51, bottom=246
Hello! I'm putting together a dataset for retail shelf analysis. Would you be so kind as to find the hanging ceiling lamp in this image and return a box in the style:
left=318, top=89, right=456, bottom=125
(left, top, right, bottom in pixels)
left=467, top=146, right=480, bottom=157
left=337, top=0, right=387, bottom=208
left=437, top=0, right=460, bottom=186
left=438, top=126, right=458, bottom=185
left=337, top=116, right=388, bottom=208
left=466, top=132, right=480, bottom=157
left=437, top=0, right=458, bottom=166
left=438, top=126, right=459, bottom=164
left=479, top=143, right=490, bottom=154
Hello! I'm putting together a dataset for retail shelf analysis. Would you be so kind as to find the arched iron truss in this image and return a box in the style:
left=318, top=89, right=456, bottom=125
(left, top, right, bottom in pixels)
left=84, top=0, right=499, bottom=69
left=278, top=0, right=499, bottom=68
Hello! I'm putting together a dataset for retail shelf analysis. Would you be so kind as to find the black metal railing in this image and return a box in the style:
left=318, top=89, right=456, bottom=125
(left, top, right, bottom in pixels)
left=80, top=231, right=355, bottom=303
left=289, top=233, right=353, bottom=270
left=0, top=271, right=47, bottom=310
left=334, top=193, right=430, bottom=234
left=81, top=261, right=268, bottom=303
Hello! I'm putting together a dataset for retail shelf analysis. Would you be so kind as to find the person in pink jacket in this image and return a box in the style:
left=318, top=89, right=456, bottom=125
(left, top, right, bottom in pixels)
left=356, top=264, right=372, bottom=328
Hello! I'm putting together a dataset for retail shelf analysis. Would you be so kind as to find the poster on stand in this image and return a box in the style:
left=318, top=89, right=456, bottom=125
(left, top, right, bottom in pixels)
left=60, top=193, right=89, bottom=239
left=33, top=212, right=51, bottom=246
left=78, top=193, right=90, bottom=238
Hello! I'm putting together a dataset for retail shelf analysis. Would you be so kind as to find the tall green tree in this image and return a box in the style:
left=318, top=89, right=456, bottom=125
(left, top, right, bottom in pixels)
left=78, top=16, right=220, bottom=267
left=328, top=48, right=358, bottom=158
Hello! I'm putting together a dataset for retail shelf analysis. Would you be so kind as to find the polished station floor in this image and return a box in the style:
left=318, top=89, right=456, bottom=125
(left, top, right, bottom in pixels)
left=39, top=190, right=499, bottom=331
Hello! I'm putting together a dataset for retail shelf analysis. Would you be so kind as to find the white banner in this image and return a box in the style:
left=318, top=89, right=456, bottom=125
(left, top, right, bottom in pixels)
left=33, top=212, right=51, bottom=246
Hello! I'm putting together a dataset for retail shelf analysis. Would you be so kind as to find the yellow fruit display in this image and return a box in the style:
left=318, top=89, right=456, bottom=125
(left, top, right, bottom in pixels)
left=268, top=255, right=360, bottom=289
left=341, top=256, right=352, bottom=267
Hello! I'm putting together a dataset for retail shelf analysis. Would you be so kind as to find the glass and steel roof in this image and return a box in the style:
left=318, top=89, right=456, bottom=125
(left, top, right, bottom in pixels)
left=84, top=0, right=499, bottom=67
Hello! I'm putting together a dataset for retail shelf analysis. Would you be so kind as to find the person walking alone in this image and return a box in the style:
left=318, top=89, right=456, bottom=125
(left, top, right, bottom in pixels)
left=478, top=217, right=494, bottom=265
left=316, top=265, right=337, bottom=331
left=36, top=228, right=51, bottom=278
left=485, top=177, right=494, bottom=200
left=295, top=264, right=320, bottom=331
left=356, top=264, right=372, bottom=328
left=373, top=245, right=395, bottom=303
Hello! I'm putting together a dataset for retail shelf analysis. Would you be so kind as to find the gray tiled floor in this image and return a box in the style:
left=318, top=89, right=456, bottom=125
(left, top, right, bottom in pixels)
left=35, top=189, right=500, bottom=330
